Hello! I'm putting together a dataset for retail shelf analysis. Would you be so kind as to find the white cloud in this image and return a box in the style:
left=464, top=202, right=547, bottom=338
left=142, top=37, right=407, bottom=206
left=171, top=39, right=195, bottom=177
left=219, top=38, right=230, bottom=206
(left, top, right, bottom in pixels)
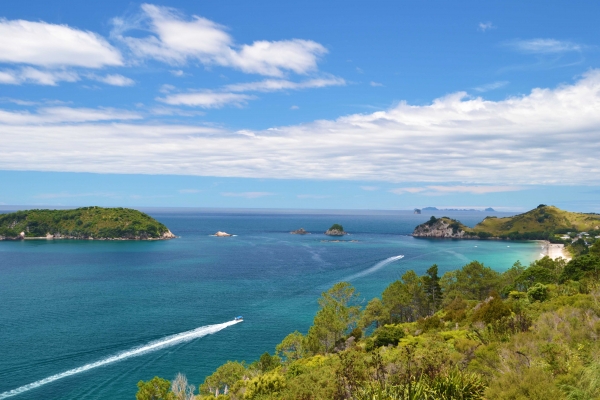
left=391, top=186, right=522, bottom=195
left=224, top=76, right=345, bottom=92
left=370, top=81, right=383, bottom=87
left=157, top=91, right=253, bottom=108
left=2, top=71, right=600, bottom=184
left=90, top=74, right=135, bottom=86
left=474, top=81, right=508, bottom=92
left=0, top=106, right=141, bottom=125
left=510, top=39, right=582, bottom=54
left=389, top=188, right=427, bottom=195
left=360, top=186, right=379, bottom=191
left=0, top=18, right=122, bottom=68
left=290, top=105, right=299, bottom=110
left=221, top=192, right=275, bottom=198
left=478, top=22, right=495, bottom=32
left=0, top=67, right=80, bottom=86
left=114, top=4, right=326, bottom=77
left=170, top=70, right=185, bottom=77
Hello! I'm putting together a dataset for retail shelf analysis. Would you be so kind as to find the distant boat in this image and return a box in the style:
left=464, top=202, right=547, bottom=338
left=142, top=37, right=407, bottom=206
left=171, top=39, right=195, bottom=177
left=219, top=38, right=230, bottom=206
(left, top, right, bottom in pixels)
left=234, top=316, right=243, bottom=321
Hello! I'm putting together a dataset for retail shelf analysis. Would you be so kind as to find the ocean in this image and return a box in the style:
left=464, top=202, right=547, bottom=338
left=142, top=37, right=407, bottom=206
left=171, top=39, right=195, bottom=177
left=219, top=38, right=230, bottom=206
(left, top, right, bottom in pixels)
left=0, top=209, right=541, bottom=400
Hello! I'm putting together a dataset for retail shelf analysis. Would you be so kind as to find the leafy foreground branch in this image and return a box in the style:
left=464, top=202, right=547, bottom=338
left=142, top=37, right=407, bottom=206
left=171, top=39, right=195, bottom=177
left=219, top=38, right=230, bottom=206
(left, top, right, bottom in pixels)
left=138, top=244, right=600, bottom=399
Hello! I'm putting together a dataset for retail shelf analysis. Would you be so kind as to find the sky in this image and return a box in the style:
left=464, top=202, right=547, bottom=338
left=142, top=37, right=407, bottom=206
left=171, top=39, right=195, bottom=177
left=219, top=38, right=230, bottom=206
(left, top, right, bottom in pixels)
left=0, top=1, right=599, bottom=211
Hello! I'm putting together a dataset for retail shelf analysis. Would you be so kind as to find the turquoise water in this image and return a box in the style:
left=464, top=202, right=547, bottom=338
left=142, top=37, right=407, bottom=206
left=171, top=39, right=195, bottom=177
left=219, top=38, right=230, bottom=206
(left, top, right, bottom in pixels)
left=0, top=210, right=541, bottom=400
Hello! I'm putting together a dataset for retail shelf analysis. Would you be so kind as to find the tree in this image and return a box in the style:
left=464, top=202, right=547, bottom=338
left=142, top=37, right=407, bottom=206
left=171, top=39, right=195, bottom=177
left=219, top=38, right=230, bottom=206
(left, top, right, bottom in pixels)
left=200, top=361, right=246, bottom=396
left=422, top=264, right=443, bottom=315
left=170, top=374, right=195, bottom=400
left=307, top=282, right=360, bottom=353
left=381, top=271, right=427, bottom=323
left=360, top=298, right=387, bottom=329
left=276, top=331, right=307, bottom=362
left=256, top=352, right=281, bottom=373
left=442, top=261, right=501, bottom=301
left=136, top=377, right=174, bottom=400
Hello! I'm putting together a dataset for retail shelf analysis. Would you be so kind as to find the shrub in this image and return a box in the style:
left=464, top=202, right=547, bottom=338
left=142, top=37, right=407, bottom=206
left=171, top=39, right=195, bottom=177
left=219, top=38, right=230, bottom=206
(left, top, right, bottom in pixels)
left=527, top=283, right=549, bottom=302
left=373, top=325, right=405, bottom=348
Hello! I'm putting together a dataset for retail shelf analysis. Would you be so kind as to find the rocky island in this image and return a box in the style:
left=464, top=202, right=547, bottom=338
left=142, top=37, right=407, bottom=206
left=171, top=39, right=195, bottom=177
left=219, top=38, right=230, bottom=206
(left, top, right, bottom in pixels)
left=213, top=231, right=233, bottom=237
left=0, top=206, right=175, bottom=240
left=325, top=223, right=347, bottom=236
left=290, top=228, right=309, bottom=234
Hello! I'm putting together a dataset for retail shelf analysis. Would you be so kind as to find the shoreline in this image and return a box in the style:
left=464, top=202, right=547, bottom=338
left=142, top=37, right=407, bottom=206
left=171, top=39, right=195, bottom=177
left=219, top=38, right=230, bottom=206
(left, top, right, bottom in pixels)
left=537, top=240, right=572, bottom=261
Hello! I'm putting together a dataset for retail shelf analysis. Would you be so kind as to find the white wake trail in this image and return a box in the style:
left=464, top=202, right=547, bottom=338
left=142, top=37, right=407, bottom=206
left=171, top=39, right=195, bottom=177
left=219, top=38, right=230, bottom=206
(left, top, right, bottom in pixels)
left=0, top=319, right=241, bottom=399
left=343, top=255, right=404, bottom=281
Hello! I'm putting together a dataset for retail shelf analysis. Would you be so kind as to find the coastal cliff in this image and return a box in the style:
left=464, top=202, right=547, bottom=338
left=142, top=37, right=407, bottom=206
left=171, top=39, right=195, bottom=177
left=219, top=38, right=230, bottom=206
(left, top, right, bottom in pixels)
left=412, top=216, right=473, bottom=238
left=0, top=207, right=175, bottom=240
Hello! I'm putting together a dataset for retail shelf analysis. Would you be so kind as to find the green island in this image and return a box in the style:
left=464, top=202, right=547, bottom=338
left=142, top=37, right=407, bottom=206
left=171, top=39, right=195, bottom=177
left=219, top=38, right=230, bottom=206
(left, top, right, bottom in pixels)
left=0, top=207, right=174, bottom=240
left=137, top=244, right=600, bottom=400
left=413, top=205, right=600, bottom=253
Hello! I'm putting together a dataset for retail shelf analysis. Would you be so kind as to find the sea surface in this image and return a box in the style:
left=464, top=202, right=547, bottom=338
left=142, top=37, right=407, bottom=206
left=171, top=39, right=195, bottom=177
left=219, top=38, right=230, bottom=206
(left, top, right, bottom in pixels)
left=0, top=209, right=542, bottom=400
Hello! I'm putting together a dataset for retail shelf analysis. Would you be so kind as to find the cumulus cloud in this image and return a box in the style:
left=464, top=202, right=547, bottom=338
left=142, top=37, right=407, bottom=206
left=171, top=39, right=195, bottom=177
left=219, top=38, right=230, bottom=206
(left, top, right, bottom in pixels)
left=2, top=72, right=600, bottom=184
left=157, top=91, right=253, bottom=108
left=509, top=39, right=582, bottom=54
left=114, top=4, right=327, bottom=77
left=0, top=18, right=122, bottom=68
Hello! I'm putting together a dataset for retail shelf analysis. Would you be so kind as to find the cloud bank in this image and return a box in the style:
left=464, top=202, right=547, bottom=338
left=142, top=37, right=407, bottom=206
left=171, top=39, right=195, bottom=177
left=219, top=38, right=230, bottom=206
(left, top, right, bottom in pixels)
left=1, top=71, right=600, bottom=184
left=114, top=4, right=327, bottom=77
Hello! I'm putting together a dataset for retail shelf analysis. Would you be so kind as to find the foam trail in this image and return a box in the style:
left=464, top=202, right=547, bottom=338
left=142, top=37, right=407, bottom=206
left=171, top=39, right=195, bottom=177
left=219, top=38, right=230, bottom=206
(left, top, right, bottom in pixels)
left=343, top=255, right=404, bottom=281
left=0, top=320, right=241, bottom=399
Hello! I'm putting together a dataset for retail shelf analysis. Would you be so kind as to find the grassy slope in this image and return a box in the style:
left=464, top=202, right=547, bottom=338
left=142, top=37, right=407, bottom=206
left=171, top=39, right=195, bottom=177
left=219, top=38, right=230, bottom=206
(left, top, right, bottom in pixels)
left=0, top=207, right=170, bottom=238
left=473, top=205, right=600, bottom=236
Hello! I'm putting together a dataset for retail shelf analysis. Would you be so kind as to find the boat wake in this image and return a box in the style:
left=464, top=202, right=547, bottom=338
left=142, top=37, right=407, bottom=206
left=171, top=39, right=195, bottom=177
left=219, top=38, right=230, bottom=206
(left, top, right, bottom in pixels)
left=343, top=255, right=404, bottom=281
left=0, top=319, right=241, bottom=399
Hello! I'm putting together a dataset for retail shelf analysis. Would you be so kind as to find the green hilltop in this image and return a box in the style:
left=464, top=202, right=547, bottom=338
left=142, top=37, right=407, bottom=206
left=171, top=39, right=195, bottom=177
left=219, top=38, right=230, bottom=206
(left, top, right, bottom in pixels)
left=474, top=205, right=600, bottom=238
left=0, top=207, right=173, bottom=240
left=413, top=205, right=600, bottom=242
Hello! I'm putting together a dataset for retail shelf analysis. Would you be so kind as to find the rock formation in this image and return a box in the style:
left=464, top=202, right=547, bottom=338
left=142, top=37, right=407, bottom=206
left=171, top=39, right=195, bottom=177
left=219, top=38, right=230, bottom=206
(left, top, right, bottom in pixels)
left=290, top=228, right=309, bottom=234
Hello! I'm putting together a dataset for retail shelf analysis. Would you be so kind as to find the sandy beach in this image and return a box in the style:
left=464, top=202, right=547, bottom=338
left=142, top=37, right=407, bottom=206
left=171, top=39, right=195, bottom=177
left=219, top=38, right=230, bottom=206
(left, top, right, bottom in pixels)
left=539, top=241, right=572, bottom=261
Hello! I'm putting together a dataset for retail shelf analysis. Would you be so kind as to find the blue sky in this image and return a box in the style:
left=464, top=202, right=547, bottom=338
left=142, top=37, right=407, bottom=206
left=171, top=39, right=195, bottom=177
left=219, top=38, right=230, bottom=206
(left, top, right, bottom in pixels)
left=1, top=1, right=599, bottom=211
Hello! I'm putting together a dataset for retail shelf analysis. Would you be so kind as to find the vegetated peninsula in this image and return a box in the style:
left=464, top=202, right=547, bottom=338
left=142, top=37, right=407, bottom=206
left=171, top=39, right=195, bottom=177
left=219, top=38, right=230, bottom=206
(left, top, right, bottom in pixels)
left=0, top=207, right=175, bottom=240
left=413, top=205, right=600, bottom=252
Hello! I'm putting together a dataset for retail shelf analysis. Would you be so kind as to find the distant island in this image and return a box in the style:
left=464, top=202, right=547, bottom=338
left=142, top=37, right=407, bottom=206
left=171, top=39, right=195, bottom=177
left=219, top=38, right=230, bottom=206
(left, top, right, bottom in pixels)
left=290, top=228, right=309, bottom=235
left=412, top=205, right=600, bottom=255
left=0, top=207, right=175, bottom=240
left=325, top=223, right=347, bottom=236
left=421, top=206, right=495, bottom=212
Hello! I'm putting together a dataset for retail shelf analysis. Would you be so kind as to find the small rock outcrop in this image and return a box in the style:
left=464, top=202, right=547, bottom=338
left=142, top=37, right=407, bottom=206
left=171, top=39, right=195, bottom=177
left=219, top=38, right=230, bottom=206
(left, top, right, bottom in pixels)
left=162, top=230, right=176, bottom=239
left=214, top=231, right=233, bottom=237
left=412, top=217, right=471, bottom=238
left=291, top=228, right=309, bottom=235
left=325, top=224, right=347, bottom=236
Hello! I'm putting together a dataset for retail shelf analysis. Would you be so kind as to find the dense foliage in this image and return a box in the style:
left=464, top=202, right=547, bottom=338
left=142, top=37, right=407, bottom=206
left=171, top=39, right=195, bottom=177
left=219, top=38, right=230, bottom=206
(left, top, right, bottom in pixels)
left=329, top=224, right=345, bottom=232
left=0, top=207, right=170, bottom=239
left=138, top=244, right=600, bottom=399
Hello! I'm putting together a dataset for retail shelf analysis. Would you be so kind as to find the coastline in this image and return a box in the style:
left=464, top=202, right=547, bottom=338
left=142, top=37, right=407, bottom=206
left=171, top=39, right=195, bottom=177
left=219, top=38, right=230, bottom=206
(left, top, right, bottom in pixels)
left=537, top=240, right=572, bottom=261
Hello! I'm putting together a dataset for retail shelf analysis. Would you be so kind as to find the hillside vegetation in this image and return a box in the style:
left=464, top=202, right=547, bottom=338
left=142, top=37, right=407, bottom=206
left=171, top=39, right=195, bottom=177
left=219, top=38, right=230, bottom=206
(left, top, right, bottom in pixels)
left=474, top=205, right=600, bottom=239
left=138, top=244, right=600, bottom=400
left=0, top=207, right=172, bottom=240
left=413, top=205, right=600, bottom=242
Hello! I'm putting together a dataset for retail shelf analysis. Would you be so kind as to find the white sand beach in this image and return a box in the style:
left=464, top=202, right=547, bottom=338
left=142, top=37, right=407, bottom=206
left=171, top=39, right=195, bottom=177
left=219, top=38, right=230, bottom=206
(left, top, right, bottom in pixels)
left=539, top=241, right=572, bottom=261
